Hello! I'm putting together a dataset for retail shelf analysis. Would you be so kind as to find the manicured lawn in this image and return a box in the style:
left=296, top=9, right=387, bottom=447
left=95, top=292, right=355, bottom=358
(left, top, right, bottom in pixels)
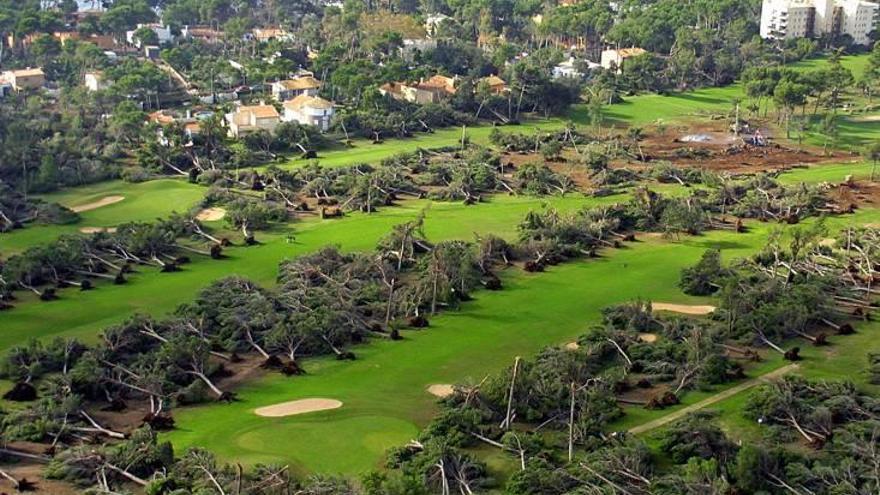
left=0, top=194, right=611, bottom=351
left=1, top=52, right=879, bottom=479
left=281, top=117, right=571, bottom=170
left=638, top=317, right=880, bottom=447
left=0, top=179, right=205, bottom=257
left=165, top=208, right=880, bottom=475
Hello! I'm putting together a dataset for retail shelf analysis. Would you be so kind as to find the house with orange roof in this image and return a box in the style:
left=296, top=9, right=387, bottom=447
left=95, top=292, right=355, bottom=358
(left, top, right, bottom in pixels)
left=418, top=74, right=458, bottom=96
left=479, top=75, right=507, bottom=94
left=225, top=104, right=281, bottom=137
left=253, top=27, right=292, bottom=42
left=380, top=81, right=441, bottom=104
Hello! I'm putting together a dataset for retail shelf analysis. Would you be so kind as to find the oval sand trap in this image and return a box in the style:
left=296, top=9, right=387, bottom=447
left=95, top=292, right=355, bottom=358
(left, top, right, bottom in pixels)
left=565, top=341, right=580, bottom=350
left=79, top=227, right=117, bottom=234
left=652, top=302, right=716, bottom=315
left=71, top=195, right=125, bottom=213
left=638, top=333, right=658, bottom=343
left=254, top=398, right=342, bottom=417
left=196, top=207, right=226, bottom=222
left=427, top=384, right=455, bottom=398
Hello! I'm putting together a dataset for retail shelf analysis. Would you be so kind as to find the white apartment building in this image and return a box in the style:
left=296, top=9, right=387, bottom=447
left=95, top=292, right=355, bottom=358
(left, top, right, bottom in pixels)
left=761, top=0, right=879, bottom=45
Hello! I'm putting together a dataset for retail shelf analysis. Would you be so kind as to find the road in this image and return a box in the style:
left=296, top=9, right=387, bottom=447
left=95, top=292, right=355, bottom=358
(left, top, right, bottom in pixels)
left=628, top=363, right=799, bottom=435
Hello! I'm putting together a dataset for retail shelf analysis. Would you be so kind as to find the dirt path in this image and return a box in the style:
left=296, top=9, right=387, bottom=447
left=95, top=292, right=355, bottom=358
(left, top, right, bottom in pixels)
left=70, top=195, right=125, bottom=213
left=628, top=363, right=799, bottom=435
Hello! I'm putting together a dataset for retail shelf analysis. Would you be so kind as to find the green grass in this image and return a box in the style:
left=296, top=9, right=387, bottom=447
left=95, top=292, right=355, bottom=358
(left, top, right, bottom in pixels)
left=164, top=208, right=880, bottom=475
left=0, top=179, right=205, bottom=257
left=2, top=52, right=880, bottom=478
left=639, top=317, right=880, bottom=448
left=0, top=194, right=610, bottom=351
left=280, top=117, right=571, bottom=170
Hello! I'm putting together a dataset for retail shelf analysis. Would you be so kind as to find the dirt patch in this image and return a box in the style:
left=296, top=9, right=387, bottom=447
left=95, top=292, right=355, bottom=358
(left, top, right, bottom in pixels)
left=254, top=398, right=342, bottom=417
left=0, top=461, right=80, bottom=495
left=638, top=333, right=658, bottom=343
left=427, top=384, right=455, bottom=398
left=819, top=238, right=837, bottom=247
left=565, top=341, right=580, bottom=350
left=828, top=180, right=880, bottom=210
left=615, top=121, right=828, bottom=175
left=70, top=195, right=125, bottom=213
left=652, top=302, right=716, bottom=315
left=196, top=207, right=227, bottom=222
left=79, top=227, right=117, bottom=234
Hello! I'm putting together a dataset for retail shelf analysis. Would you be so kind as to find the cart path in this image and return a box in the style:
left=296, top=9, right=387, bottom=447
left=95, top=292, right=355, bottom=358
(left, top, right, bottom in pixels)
left=628, top=363, right=799, bottom=435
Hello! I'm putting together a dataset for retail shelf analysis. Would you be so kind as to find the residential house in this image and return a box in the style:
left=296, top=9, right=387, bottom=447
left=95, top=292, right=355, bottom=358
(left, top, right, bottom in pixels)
left=84, top=71, right=108, bottom=91
left=479, top=75, right=507, bottom=94
left=225, top=104, right=281, bottom=138
left=600, top=47, right=647, bottom=72
left=419, top=74, right=458, bottom=97
left=379, top=81, right=438, bottom=104
left=553, top=58, right=582, bottom=79
left=181, top=26, right=225, bottom=44
left=126, top=24, right=174, bottom=47
left=282, top=95, right=335, bottom=131
left=253, top=27, right=293, bottom=43
left=147, top=109, right=203, bottom=145
left=1, top=68, right=46, bottom=91
left=271, top=75, right=322, bottom=101
left=760, top=0, right=879, bottom=45
left=380, top=75, right=462, bottom=104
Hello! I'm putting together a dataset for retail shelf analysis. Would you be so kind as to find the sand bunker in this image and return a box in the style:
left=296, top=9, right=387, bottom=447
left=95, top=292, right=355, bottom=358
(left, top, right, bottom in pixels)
left=196, top=207, right=226, bottom=222
left=79, top=227, right=117, bottom=234
left=638, top=333, right=658, bottom=343
left=819, top=238, right=837, bottom=247
left=71, top=195, right=125, bottom=213
left=565, top=341, right=580, bottom=350
left=652, top=302, right=716, bottom=315
left=254, top=398, right=342, bottom=417
left=427, top=384, right=455, bottom=398
left=851, top=114, right=880, bottom=123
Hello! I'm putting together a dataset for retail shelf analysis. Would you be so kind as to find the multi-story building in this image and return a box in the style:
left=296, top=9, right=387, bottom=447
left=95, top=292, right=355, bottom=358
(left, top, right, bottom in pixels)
left=760, top=0, right=879, bottom=45
left=271, top=75, right=322, bottom=101
left=225, top=104, right=281, bottom=138
left=282, top=95, right=335, bottom=132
